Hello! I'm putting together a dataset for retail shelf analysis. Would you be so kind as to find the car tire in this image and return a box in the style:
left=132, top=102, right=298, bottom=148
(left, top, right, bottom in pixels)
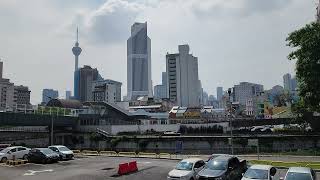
left=1, top=157, right=7, bottom=163
left=23, top=155, right=28, bottom=160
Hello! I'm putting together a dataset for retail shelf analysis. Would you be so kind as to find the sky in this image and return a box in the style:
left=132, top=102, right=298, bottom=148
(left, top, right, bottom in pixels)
left=0, top=0, right=316, bottom=104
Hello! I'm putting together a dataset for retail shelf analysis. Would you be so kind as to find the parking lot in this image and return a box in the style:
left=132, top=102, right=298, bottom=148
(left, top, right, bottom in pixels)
left=1, top=155, right=317, bottom=180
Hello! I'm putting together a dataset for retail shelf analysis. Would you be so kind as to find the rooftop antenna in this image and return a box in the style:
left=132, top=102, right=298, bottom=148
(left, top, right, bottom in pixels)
left=76, top=27, right=79, bottom=43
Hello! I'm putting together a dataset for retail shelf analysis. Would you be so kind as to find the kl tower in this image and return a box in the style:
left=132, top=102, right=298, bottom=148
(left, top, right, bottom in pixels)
left=72, top=28, right=82, bottom=100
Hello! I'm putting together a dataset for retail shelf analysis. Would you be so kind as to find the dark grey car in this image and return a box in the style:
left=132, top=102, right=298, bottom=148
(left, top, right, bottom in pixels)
left=196, top=155, right=247, bottom=180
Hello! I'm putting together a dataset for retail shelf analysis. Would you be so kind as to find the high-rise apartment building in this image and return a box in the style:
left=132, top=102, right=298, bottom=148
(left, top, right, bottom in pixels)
left=42, top=89, right=59, bottom=104
left=166, top=44, right=201, bottom=107
left=233, top=82, right=264, bottom=105
left=14, top=86, right=31, bottom=105
left=0, top=62, right=31, bottom=109
left=127, top=22, right=152, bottom=100
left=76, top=65, right=99, bottom=102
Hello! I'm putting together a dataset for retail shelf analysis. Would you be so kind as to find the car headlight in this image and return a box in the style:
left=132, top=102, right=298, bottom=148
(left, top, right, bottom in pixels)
left=215, top=177, right=223, bottom=180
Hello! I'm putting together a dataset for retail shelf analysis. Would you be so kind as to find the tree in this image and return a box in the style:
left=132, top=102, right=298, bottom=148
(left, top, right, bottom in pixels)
left=286, top=22, right=320, bottom=112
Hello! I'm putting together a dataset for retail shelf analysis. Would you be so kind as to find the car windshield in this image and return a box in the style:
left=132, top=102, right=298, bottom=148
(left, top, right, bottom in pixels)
left=285, top=172, right=312, bottom=180
left=175, top=161, right=193, bottom=171
left=58, top=146, right=70, bottom=151
left=0, top=148, right=10, bottom=153
left=40, top=149, right=54, bottom=155
left=244, top=168, right=269, bottom=179
left=206, top=160, right=227, bottom=170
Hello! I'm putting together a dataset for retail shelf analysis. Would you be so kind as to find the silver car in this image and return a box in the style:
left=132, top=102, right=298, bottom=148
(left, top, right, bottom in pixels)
left=280, top=167, right=316, bottom=180
left=167, top=158, right=206, bottom=180
left=48, top=145, right=74, bottom=160
left=242, top=165, right=277, bottom=180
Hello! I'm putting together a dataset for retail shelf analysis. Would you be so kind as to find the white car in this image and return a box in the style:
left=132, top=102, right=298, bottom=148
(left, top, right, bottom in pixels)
left=242, top=165, right=277, bottom=180
left=48, top=145, right=74, bottom=160
left=167, top=158, right=205, bottom=180
left=0, top=146, right=30, bottom=162
left=280, top=167, right=316, bottom=180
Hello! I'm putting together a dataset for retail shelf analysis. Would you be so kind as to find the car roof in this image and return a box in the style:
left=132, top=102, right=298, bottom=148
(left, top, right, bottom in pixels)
left=35, top=148, right=50, bottom=150
left=181, top=158, right=203, bottom=163
left=212, top=155, right=234, bottom=161
left=249, top=165, right=273, bottom=170
left=288, top=167, right=311, bottom=174
left=5, top=146, right=25, bottom=149
left=49, top=145, right=65, bottom=148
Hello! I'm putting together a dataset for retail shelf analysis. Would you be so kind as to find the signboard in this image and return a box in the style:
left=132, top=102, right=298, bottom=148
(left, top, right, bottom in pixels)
left=248, top=139, right=259, bottom=146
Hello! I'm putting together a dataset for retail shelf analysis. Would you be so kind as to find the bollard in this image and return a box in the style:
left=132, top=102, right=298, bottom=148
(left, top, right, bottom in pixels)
left=118, top=163, right=129, bottom=175
left=128, top=161, right=138, bottom=172
left=12, top=155, right=16, bottom=161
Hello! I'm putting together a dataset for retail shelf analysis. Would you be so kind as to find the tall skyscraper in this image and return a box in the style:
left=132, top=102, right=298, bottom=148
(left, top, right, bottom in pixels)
left=127, top=22, right=152, bottom=101
left=72, top=28, right=82, bottom=100
left=65, top=91, right=71, bottom=100
left=166, top=44, right=201, bottom=107
left=42, top=89, right=59, bottom=104
left=283, top=73, right=292, bottom=92
left=77, top=65, right=99, bottom=102
left=217, top=87, right=223, bottom=101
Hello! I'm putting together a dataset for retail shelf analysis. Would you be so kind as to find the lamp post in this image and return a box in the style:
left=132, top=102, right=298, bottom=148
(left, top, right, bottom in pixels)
left=227, top=88, right=234, bottom=155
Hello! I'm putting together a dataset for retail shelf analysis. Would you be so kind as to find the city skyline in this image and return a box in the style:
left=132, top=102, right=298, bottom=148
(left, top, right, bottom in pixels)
left=0, top=0, right=315, bottom=104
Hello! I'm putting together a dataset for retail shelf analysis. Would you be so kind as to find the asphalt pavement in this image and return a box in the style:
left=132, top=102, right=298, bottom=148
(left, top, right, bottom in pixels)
left=0, top=156, right=318, bottom=180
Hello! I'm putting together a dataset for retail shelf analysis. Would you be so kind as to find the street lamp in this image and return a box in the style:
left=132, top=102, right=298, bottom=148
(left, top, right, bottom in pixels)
left=227, top=88, right=234, bottom=155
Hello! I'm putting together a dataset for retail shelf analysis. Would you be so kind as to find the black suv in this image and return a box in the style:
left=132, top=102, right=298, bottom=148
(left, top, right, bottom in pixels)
left=196, top=155, right=247, bottom=180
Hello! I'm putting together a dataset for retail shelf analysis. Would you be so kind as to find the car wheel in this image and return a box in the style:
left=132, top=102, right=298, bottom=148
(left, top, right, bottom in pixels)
left=41, top=159, right=46, bottom=164
left=59, top=155, right=63, bottom=161
left=1, top=157, right=7, bottom=163
left=23, top=155, right=28, bottom=160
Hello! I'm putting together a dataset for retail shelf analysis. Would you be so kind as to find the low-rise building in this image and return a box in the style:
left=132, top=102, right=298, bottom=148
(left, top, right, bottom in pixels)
left=92, top=79, right=122, bottom=104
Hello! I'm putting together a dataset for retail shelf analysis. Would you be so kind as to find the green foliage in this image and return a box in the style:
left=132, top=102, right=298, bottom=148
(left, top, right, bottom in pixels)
left=286, top=22, right=320, bottom=112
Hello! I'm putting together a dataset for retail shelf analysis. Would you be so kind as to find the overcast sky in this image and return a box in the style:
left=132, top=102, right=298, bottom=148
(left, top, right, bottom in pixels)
left=0, top=0, right=316, bottom=104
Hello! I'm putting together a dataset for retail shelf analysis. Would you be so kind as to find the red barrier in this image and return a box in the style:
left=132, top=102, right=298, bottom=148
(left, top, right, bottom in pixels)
left=128, top=161, right=138, bottom=172
left=118, top=163, right=129, bottom=175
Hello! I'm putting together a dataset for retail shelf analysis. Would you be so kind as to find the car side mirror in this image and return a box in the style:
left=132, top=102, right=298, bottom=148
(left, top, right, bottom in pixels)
left=270, top=167, right=277, bottom=176
left=7, top=151, right=11, bottom=154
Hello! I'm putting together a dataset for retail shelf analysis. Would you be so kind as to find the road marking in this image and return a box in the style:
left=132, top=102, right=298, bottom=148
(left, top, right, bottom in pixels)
left=138, top=161, right=151, bottom=164
left=23, top=169, right=53, bottom=176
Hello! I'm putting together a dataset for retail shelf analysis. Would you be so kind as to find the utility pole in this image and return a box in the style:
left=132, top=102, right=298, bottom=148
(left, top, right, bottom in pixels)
left=227, top=88, right=234, bottom=155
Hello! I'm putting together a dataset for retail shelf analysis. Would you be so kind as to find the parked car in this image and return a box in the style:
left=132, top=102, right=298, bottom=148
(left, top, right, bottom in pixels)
left=163, top=131, right=181, bottom=136
left=48, top=145, right=74, bottom=160
left=167, top=158, right=206, bottom=180
left=28, top=148, right=59, bottom=164
left=241, top=165, right=277, bottom=180
left=196, top=155, right=247, bottom=180
left=0, top=146, right=30, bottom=163
left=280, top=167, right=316, bottom=180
